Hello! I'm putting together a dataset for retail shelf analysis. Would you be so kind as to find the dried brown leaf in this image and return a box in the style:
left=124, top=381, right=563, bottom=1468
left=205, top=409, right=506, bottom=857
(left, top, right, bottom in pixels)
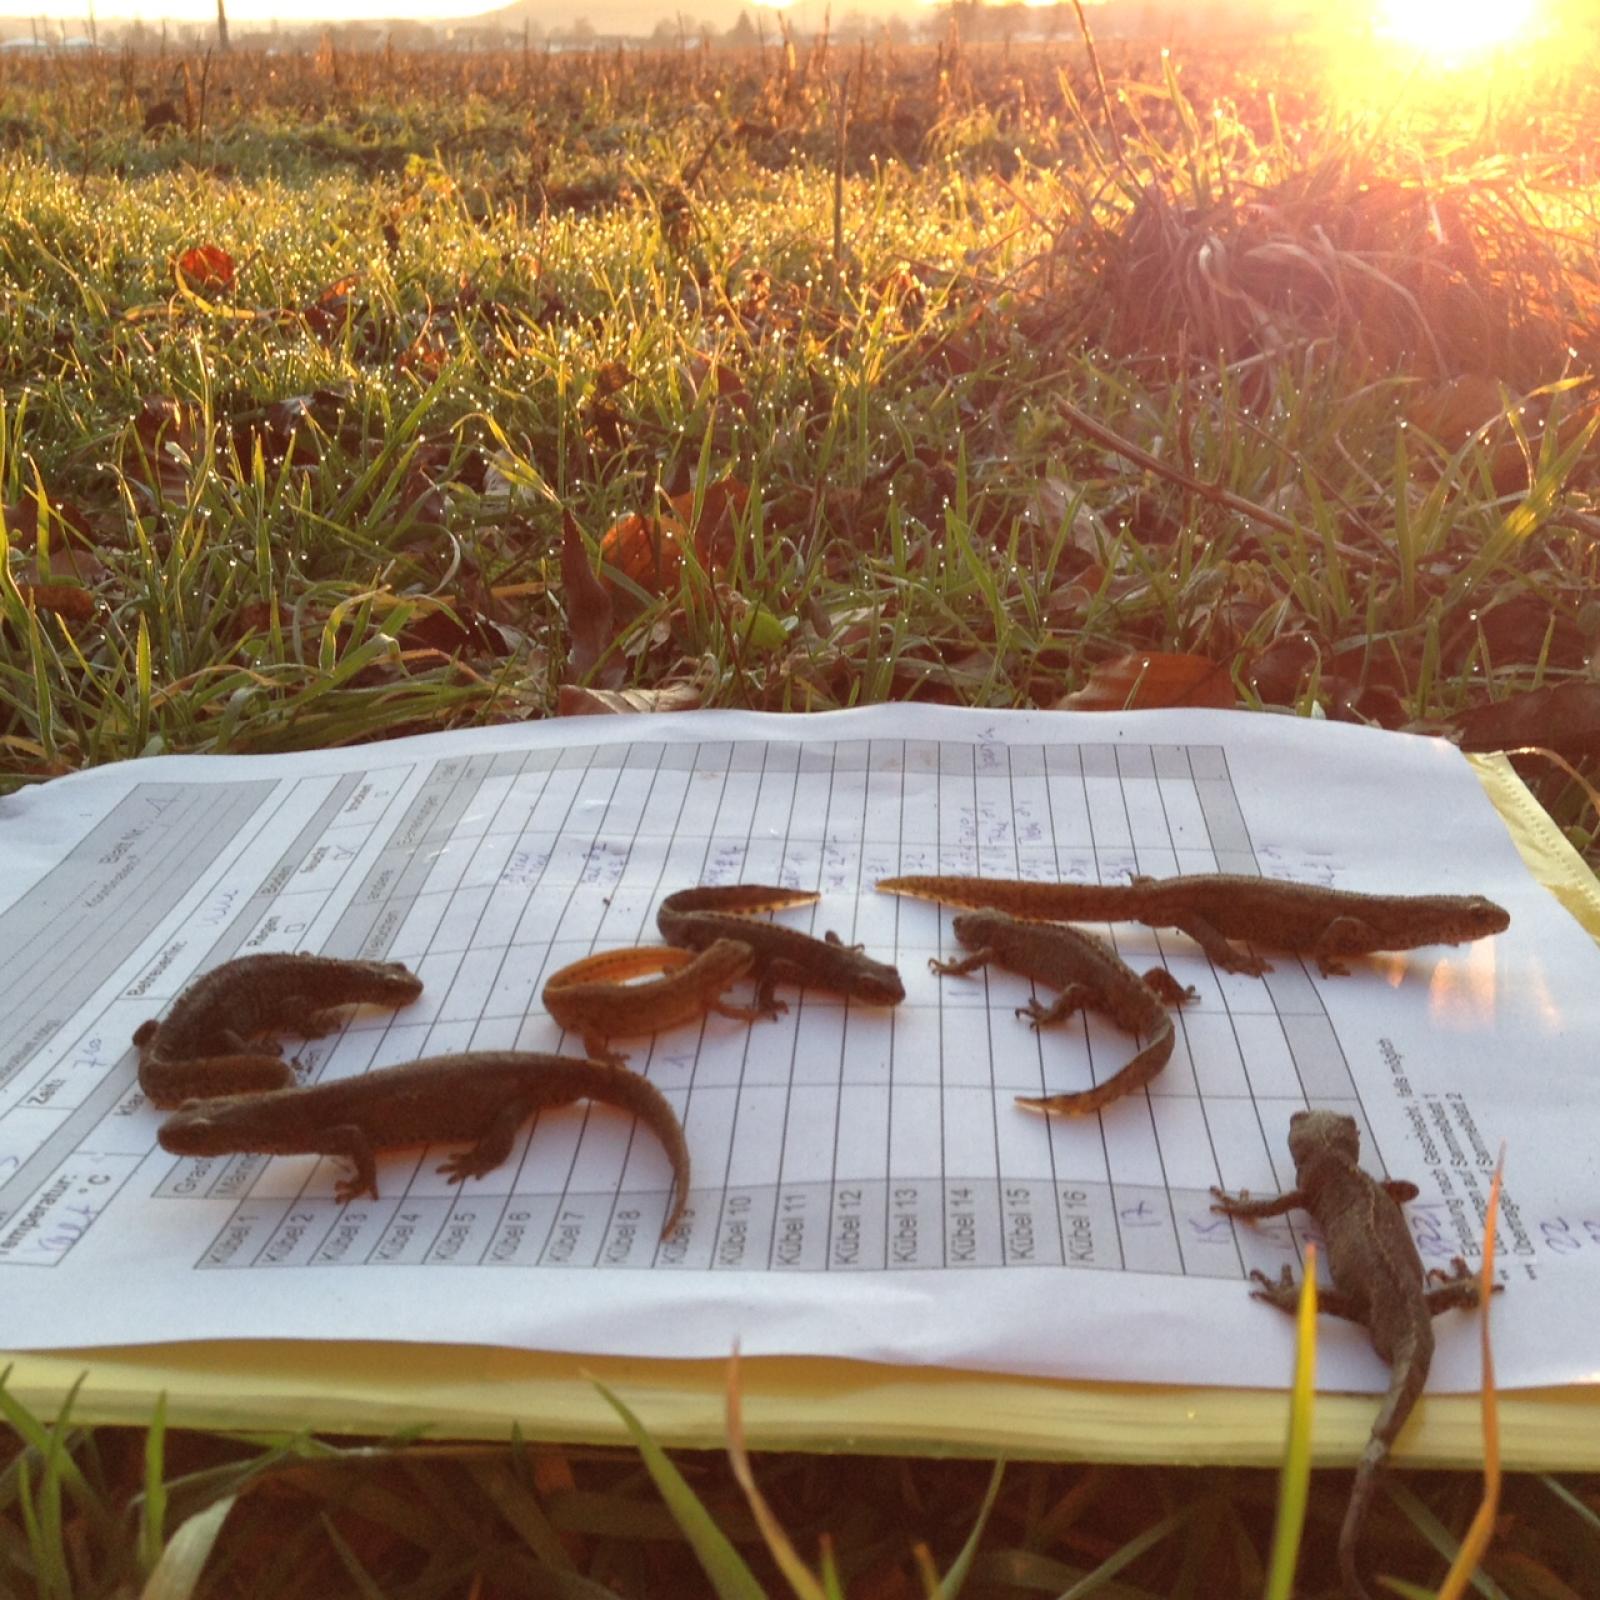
left=1057, top=651, right=1236, bottom=711
left=561, top=511, right=619, bottom=685
left=557, top=682, right=702, bottom=716
left=12, top=582, right=96, bottom=622
left=1450, top=681, right=1600, bottom=761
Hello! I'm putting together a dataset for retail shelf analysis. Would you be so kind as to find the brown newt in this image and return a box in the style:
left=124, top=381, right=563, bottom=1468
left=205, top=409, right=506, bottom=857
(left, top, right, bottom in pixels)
left=932, top=909, right=1196, bottom=1114
left=656, top=885, right=905, bottom=1014
left=134, top=953, right=424, bottom=1107
left=1211, top=1110, right=1498, bottom=1600
left=542, top=938, right=765, bottom=1063
left=878, top=873, right=1509, bottom=976
left=158, top=1050, right=691, bottom=1237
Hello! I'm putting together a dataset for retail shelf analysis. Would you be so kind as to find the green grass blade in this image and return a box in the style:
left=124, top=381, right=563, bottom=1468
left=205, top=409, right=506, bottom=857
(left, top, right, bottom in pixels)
left=1539, top=1474, right=1600, bottom=1542
left=319, top=1512, right=389, bottom=1600
left=1263, top=1246, right=1318, bottom=1600
left=1051, top=1502, right=1198, bottom=1600
left=924, top=1459, right=1005, bottom=1600
left=134, top=612, right=153, bottom=754
left=590, top=1379, right=766, bottom=1600
left=138, top=1496, right=237, bottom=1600
left=1381, top=1481, right=1510, bottom=1600
left=139, top=1392, right=170, bottom=1575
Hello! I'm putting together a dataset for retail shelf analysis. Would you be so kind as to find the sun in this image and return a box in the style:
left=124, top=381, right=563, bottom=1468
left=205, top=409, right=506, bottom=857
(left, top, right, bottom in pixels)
left=1375, top=0, right=1537, bottom=53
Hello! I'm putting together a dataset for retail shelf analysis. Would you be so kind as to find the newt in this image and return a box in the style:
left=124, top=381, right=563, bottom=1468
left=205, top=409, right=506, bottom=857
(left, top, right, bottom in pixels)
left=1211, top=1110, right=1498, bottom=1600
left=158, top=1050, right=692, bottom=1237
left=931, top=909, right=1196, bottom=1114
left=134, top=953, right=424, bottom=1107
left=542, top=938, right=765, bottom=1063
left=657, top=885, right=905, bottom=1014
left=877, top=873, right=1509, bottom=977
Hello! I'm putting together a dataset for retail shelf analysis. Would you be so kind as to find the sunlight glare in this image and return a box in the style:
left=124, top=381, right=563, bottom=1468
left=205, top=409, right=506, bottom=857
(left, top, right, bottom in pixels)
left=1377, top=0, right=1536, bottom=53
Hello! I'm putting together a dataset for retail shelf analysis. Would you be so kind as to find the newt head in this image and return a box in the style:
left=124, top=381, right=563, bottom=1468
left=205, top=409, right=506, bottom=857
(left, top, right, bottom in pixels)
left=157, top=1104, right=234, bottom=1157
left=698, top=938, right=757, bottom=984
left=849, top=953, right=906, bottom=1005
left=949, top=909, right=1014, bottom=946
left=1454, top=897, right=1511, bottom=940
left=344, top=960, right=425, bottom=1004
left=1287, top=1108, right=1360, bottom=1166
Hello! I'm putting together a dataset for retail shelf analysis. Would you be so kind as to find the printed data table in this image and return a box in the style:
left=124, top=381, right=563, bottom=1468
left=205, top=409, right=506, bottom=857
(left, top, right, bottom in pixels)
left=0, top=708, right=1590, bottom=1397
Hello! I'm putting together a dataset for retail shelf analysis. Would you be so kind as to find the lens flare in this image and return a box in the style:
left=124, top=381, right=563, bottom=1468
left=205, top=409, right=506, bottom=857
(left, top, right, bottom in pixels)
left=1376, top=0, right=1537, bottom=53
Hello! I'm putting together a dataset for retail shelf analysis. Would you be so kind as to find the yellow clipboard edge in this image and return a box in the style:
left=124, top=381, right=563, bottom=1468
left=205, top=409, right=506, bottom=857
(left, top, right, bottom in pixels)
left=3, top=748, right=1596, bottom=1463
left=1467, top=751, right=1600, bottom=943
left=5, top=1343, right=1599, bottom=1470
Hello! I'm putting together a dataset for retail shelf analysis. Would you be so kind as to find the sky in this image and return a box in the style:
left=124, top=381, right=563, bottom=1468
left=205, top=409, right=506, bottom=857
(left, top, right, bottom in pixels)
left=10, top=0, right=516, bottom=19
left=0, top=0, right=1553, bottom=51
left=0, top=0, right=891, bottom=24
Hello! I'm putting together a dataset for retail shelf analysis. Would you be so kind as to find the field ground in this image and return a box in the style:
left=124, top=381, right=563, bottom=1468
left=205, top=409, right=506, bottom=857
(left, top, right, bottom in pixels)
left=3, top=25, right=1600, bottom=1597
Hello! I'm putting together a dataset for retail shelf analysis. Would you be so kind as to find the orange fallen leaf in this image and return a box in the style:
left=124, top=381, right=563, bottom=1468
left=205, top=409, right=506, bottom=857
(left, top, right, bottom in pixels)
left=1057, top=651, right=1237, bottom=711
left=175, top=244, right=235, bottom=292
left=11, top=583, right=95, bottom=622
left=598, top=511, right=689, bottom=596
left=597, top=476, right=750, bottom=599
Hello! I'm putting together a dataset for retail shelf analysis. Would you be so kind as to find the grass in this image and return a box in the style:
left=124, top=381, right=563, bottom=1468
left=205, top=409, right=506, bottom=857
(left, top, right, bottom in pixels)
left=2, top=1357, right=1596, bottom=1599
left=2, top=32, right=1599, bottom=844
left=3, top=22, right=1600, bottom=1597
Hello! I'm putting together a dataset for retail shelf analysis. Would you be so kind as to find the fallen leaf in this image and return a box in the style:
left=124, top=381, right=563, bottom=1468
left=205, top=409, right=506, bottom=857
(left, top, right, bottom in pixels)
left=683, top=351, right=751, bottom=414
left=557, top=682, right=703, bottom=716
left=125, top=395, right=198, bottom=504
left=561, top=511, right=620, bottom=685
left=597, top=477, right=750, bottom=600
left=1440, top=594, right=1589, bottom=675
left=1247, top=633, right=1322, bottom=705
left=10, top=582, right=95, bottom=622
left=1, top=495, right=105, bottom=584
left=593, top=360, right=636, bottom=397
left=302, top=274, right=361, bottom=342
left=397, top=461, right=448, bottom=530
left=1057, top=651, right=1237, bottom=711
left=598, top=511, right=688, bottom=597
left=670, top=476, right=748, bottom=571
left=14, top=544, right=109, bottom=587
left=1450, top=681, right=1600, bottom=761
left=1408, top=374, right=1504, bottom=447
left=228, top=394, right=323, bottom=471
left=175, top=244, right=235, bottom=292
left=398, top=602, right=512, bottom=658
left=396, top=320, right=450, bottom=380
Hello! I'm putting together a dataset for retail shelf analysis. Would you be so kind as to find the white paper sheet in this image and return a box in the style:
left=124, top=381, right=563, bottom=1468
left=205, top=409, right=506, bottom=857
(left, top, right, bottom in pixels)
left=1, top=706, right=1595, bottom=1396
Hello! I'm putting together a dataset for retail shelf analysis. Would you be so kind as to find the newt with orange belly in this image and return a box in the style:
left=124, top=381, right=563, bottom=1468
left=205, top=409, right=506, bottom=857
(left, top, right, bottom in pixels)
left=657, top=885, right=905, bottom=1012
left=542, top=938, right=764, bottom=1063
